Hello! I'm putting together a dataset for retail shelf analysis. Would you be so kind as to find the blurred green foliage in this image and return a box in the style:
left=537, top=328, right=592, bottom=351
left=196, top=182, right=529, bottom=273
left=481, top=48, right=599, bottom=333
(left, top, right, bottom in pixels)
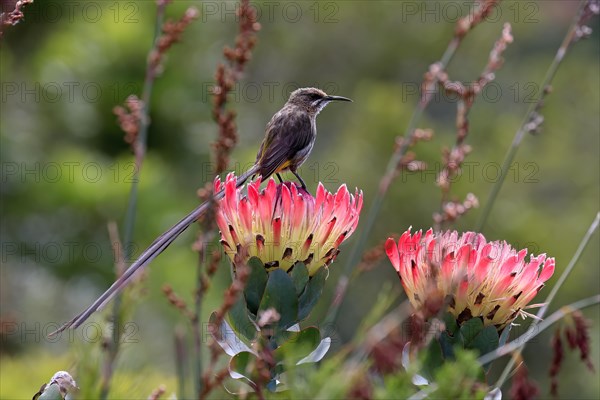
left=1, top=0, right=598, bottom=398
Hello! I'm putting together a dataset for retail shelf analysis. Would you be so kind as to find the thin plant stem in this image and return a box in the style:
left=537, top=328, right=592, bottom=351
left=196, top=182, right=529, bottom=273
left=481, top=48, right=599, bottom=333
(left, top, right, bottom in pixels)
left=326, top=0, right=503, bottom=324
left=350, top=299, right=411, bottom=364
left=194, top=259, right=203, bottom=399
left=174, top=328, right=187, bottom=399
left=476, top=0, right=590, bottom=231
left=490, top=211, right=599, bottom=388
left=192, top=235, right=216, bottom=399
left=537, top=212, right=599, bottom=320
left=197, top=2, right=258, bottom=397
left=478, top=294, right=600, bottom=366
left=100, top=4, right=168, bottom=400
left=324, top=35, right=461, bottom=327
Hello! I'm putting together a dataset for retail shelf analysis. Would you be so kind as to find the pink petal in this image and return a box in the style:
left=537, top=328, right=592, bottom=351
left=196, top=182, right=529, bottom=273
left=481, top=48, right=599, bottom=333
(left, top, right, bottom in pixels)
left=215, top=213, right=230, bottom=241
left=316, top=182, right=326, bottom=209
left=213, top=176, right=222, bottom=192
left=335, top=184, right=349, bottom=208
left=302, top=234, right=313, bottom=254
left=441, top=252, right=456, bottom=282
left=272, top=217, right=281, bottom=246
left=281, top=183, right=292, bottom=217
left=457, top=277, right=469, bottom=302
left=321, top=193, right=335, bottom=219
left=239, top=198, right=252, bottom=231
left=265, top=178, right=277, bottom=205
left=293, top=194, right=306, bottom=229
left=290, top=182, right=298, bottom=198
left=334, top=232, right=347, bottom=248
left=225, top=177, right=237, bottom=213
left=385, top=238, right=400, bottom=270
left=474, top=244, right=494, bottom=283
left=355, top=190, right=364, bottom=214
left=247, top=182, right=259, bottom=207
left=538, top=257, right=555, bottom=282
left=499, top=254, right=519, bottom=276
left=455, top=245, right=471, bottom=272
left=318, top=217, right=336, bottom=244
left=229, top=224, right=240, bottom=245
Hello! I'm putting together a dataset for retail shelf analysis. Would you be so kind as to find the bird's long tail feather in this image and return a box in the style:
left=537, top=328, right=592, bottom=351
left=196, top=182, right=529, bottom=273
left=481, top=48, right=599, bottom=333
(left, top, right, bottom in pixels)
left=50, top=165, right=259, bottom=336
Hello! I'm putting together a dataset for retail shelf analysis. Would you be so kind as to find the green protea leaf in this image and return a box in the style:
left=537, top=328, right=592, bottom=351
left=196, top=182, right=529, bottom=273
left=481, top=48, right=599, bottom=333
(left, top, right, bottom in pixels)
left=258, top=269, right=298, bottom=332
left=36, top=384, right=63, bottom=400
left=228, top=295, right=258, bottom=341
left=274, top=326, right=321, bottom=364
left=459, top=317, right=484, bottom=346
left=229, top=351, right=260, bottom=385
left=290, top=261, right=309, bottom=296
left=297, top=266, right=327, bottom=321
left=244, top=257, right=268, bottom=315
left=209, top=311, right=253, bottom=357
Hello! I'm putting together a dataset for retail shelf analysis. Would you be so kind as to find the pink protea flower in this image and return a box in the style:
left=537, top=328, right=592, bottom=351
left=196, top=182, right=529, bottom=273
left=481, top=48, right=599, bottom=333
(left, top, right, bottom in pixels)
left=385, top=228, right=555, bottom=329
left=215, top=173, right=363, bottom=276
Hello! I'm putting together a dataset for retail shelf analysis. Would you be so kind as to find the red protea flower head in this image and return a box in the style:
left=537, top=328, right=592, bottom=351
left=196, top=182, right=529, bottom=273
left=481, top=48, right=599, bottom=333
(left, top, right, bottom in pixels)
left=385, top=228, right=555, bottom=329
left=216, top=173, right=363, bottom=276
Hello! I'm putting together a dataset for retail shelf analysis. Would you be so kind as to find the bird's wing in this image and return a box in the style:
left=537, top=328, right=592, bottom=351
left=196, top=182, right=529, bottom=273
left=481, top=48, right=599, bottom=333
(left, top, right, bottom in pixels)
left=256, top=109, right=313, bottom=179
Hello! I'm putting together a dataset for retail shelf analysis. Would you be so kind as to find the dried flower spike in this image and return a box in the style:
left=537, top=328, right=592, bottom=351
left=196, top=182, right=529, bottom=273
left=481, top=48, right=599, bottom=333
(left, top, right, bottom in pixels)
left=509, top=359, right=539, bottom=400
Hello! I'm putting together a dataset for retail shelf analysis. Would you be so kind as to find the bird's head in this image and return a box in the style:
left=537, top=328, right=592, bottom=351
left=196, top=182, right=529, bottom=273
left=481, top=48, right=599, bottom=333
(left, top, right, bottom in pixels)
left=286, top=87, right=352, bottom=115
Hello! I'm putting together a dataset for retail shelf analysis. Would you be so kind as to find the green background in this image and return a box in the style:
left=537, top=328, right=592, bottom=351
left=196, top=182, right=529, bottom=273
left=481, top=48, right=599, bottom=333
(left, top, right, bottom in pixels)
left=1, top=0, right=598, bottom=398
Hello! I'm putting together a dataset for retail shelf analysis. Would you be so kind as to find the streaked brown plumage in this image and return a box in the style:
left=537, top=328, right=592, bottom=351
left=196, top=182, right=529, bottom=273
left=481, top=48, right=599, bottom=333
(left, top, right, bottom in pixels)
left=52, top=87, right=351, bottom=335
left=253, top=87, right=351, bottom=188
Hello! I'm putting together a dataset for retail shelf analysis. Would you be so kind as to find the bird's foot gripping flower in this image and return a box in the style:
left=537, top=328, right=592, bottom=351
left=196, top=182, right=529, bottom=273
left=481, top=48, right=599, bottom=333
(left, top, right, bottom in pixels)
left=211, top=173, right=363, bottom=393
left=385, top=228, right=555, bottom=331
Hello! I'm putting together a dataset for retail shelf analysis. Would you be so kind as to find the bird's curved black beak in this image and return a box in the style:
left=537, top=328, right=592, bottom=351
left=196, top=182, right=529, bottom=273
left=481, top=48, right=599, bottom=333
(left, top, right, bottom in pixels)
left=325, top=95, right=353, bottom=102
